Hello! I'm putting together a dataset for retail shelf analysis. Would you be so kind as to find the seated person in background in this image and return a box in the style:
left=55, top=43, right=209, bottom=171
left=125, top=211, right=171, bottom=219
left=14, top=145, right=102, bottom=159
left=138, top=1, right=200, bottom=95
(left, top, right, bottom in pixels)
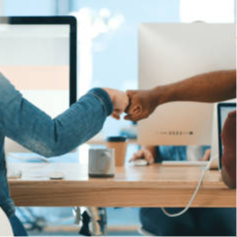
left=131, top=146, right=236, bottom=236
left=126, top=70, right=236, bottom=189
left=0, top=72, right=129, bottom=236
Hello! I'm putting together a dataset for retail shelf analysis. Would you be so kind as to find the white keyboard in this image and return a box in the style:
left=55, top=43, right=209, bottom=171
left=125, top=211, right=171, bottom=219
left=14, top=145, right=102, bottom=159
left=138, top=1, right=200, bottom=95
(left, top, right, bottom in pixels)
left=162, top=161, right=209, bottom=167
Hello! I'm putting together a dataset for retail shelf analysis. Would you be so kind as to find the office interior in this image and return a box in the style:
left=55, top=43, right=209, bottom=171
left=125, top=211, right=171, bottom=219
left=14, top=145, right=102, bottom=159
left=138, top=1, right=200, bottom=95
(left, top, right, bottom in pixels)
left=0, top=0, right=236, bottom=236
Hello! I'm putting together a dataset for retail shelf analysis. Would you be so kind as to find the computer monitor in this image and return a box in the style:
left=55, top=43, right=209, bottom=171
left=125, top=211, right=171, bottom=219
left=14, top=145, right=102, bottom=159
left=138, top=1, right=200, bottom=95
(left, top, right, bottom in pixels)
left=0, top=16, right=77, bottom=153
left=138, top=23, right=235, bottom=146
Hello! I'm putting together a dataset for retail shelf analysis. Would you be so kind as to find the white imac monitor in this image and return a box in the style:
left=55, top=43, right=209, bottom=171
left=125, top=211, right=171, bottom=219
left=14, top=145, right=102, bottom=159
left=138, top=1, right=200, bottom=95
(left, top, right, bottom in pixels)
left=138, top=23, right=235, bottom=146
left=0, top=17, right=77, bottom=154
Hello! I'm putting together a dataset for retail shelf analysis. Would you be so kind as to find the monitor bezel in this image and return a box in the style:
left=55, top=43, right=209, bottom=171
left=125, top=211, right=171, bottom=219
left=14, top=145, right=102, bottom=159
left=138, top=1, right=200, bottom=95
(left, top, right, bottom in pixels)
left=217, top=102, right=236, bottom=169
left=0, top=16, right=77, bottom=106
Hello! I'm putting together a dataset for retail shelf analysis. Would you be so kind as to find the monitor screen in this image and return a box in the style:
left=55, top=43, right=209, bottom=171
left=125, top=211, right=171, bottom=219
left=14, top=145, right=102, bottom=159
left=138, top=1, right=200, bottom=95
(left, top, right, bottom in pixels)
left=0, top=23, right=70, bottom=118
left=218, top=103, right=236, bottom=168
left=0, top=17, right=77, bottom=154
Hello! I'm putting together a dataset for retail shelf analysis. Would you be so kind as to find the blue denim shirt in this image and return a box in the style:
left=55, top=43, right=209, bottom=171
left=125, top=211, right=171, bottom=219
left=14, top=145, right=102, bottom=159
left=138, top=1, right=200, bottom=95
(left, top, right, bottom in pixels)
left=157, top=146, right=187, bottom=162
left=0, top=72, right=113, bottom=218
left=156, top=146, right=209, bottom=163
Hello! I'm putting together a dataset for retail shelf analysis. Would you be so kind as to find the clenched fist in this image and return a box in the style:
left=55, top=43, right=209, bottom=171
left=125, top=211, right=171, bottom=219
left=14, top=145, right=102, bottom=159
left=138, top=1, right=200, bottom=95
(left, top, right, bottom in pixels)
left=125, top=89, right=158, bottom=122
left=102, top=88, right=129, bottom=120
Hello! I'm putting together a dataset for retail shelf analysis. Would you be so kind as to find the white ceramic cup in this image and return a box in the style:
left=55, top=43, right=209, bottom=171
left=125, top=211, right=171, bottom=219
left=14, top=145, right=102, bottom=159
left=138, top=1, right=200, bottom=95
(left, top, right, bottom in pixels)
left=89, top=149, right=115, bottom=178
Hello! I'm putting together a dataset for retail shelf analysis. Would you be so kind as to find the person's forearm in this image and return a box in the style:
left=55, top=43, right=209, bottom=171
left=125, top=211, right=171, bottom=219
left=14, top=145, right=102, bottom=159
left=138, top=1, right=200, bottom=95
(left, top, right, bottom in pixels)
left=0, top=72, right=113, bottom=157
left=3, top=90, right=112, bottom=157
left=151, top=70, right=236, bottom=105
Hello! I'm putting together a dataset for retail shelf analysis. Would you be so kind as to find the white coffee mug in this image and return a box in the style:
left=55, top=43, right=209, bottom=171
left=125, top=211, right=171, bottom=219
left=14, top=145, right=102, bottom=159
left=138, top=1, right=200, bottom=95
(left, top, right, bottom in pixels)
left=89, top=149, right=115, bottom=178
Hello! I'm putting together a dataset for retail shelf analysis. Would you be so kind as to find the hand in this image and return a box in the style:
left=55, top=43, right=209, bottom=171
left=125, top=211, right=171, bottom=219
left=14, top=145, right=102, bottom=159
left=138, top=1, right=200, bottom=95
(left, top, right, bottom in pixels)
left=124, top=89, right=158, bottom=122
left=129, top=148, right=155, bottom=164
left=102, top=88, right=129, bottom=120
left=199, top=149, right=211, bottom=161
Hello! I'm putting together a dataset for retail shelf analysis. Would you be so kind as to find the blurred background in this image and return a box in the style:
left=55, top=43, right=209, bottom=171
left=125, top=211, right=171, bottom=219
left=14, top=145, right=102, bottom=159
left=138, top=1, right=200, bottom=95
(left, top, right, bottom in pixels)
left=0, top=0, right=236, bottom=236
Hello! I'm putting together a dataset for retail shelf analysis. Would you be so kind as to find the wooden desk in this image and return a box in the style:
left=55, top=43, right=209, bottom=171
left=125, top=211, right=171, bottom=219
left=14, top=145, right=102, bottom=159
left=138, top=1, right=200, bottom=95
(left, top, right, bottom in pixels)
left=87, top=138, right=137, bottom=145
left=8, top=163, right=236, bottom=208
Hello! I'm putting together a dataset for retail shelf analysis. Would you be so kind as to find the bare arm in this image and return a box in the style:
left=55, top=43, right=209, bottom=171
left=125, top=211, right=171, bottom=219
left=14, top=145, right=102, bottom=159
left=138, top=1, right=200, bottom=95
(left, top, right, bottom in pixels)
left=126, top=70, right=236, bottom=189
left=126, top=70, right=236, bottom=121
left=154, top=70, right=236, bottom=104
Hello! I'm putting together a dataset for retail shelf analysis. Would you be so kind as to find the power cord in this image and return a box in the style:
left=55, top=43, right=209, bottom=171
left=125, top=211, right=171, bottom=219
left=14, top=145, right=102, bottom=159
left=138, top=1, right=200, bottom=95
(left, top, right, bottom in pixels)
left=161, top=154, right=218, bottom=218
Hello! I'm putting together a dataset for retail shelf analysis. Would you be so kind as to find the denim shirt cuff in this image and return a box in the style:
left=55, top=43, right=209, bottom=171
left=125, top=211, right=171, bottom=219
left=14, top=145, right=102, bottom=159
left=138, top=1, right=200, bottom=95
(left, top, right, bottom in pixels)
left=88, top=88, right=113, bottom=116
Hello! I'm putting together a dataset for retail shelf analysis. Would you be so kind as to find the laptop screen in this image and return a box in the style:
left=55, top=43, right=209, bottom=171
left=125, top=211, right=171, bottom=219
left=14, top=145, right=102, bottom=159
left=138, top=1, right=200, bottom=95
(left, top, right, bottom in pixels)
left=218, top=103, right=236, bottom=168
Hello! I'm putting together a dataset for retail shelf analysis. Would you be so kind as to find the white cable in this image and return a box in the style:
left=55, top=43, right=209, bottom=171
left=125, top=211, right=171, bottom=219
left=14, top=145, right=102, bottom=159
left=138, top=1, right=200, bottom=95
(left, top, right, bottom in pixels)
left=161, top=154, right=218, bottom=218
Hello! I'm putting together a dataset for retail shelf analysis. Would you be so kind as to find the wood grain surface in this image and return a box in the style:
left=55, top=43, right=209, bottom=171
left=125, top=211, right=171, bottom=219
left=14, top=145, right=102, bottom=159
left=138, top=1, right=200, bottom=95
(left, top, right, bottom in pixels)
left=8, top=163, right=236, bottom=207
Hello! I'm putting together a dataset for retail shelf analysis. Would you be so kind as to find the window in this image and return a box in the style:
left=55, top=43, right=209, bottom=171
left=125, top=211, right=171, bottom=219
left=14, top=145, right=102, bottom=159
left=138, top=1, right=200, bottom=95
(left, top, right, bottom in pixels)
left=2, top=0, right=56, bottom=16
left=1, top=0, right=235, bottom=137
left=69, top=0, right=180, bottom=136
left=180, top=0, right=235, bottom=23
